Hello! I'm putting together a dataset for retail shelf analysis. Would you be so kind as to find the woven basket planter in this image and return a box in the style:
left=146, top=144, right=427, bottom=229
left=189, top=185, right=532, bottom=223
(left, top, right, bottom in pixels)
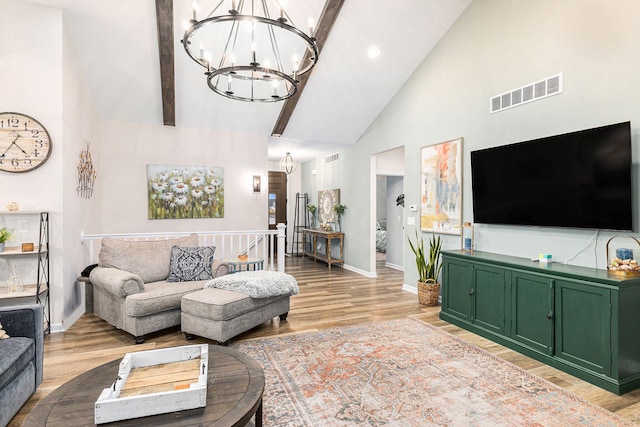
left=417, top=279, right=440, bottom=306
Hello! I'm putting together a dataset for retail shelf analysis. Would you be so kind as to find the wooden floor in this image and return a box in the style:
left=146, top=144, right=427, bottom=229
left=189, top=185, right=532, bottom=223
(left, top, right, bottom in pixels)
left=9, top=257, right=640, bottom=425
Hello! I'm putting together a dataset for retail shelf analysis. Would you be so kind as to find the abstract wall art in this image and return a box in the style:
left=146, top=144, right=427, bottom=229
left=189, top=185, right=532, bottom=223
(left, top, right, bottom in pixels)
left=420, top=138, right=463, bottom=234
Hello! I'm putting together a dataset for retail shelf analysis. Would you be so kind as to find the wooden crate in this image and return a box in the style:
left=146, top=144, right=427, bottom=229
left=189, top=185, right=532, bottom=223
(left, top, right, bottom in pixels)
left=95, top=344, right=208, bottom=424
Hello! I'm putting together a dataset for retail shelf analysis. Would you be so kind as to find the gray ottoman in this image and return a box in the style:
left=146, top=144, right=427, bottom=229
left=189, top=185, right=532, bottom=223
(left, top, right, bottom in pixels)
left=181, top=288, right=290, bottom=344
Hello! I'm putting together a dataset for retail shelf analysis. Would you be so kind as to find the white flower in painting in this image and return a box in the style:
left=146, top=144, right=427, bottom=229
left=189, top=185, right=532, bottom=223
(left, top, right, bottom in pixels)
left=204, top=185, right=216, bottom=195
left=190, top=176, right=204, bottom=187
left=158, top=171, right=169, bottom=181
left=162, top=192, right=173, bottom=201
left=211, top=178, right=221, bottom=187
left=206, top=169, right=218, bottom=178
left=181, top=168, right=191, bottom=178
left=152, top=181, right=168, bottom=192
left=170, top=176, right=183, bottom=185
left=169, top=202, right=176, bottom=208
left=191, top=188, right=204, bottom=199
left=171, top=168, right=180, bottom=176
left=150, top=194, right=157, bottom=200
left=201, top=200, right=209, bottom=207
left=175, top=195, right=188, bottom=206
left=172, top=183, right=189, bottom=194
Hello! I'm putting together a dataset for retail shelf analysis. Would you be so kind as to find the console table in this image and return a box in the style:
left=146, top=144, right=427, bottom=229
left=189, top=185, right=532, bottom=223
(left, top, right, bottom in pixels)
left=301, top=228, right=344, bottom=269
left=440, top=249, right=640, bottom=395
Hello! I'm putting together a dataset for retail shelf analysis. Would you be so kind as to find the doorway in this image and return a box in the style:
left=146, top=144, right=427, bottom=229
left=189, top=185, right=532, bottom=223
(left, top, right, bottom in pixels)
left=268, top=171, right=287, bottom=252
left=371, top=146, right=405, bottom=275
left=376, top=175, right=404, bottom=272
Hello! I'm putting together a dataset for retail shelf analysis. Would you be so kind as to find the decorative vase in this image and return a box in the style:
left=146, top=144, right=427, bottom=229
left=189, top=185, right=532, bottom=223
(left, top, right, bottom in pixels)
left=417, top=279, right=440, bottom=306
left=0, top=242, right=5, bottom=253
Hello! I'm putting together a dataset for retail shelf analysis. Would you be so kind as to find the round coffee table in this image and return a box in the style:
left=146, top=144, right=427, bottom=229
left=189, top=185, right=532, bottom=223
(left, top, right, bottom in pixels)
left=24, top=345, right=264, bottom=426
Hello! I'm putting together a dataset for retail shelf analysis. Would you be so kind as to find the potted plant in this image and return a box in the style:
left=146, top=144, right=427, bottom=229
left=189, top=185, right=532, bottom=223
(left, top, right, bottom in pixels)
left=408, top=230, right=442, bottom=306
left=0, top=227, right=14, bottom=252
left=333, top=204, right=346, bottom=231
left=306, top=204, right=317, bottom=228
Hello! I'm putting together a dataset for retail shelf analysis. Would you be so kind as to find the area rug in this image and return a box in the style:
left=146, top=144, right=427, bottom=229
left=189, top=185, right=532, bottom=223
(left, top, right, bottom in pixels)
left=232, top=318, right=631, bottom=426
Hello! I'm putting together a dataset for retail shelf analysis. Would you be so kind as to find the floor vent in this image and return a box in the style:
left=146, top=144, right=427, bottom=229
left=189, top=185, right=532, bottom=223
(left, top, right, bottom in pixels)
left=490, top=73, right=563, bottom=114
left=325, top=153, right=339, bottom=163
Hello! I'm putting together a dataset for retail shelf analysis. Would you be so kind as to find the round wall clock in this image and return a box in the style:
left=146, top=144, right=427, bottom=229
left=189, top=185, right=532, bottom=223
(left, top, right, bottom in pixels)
left=0, top=112, right=52, bottom=173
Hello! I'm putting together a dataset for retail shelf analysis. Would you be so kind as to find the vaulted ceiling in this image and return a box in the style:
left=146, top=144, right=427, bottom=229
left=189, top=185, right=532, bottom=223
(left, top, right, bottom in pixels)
left=30, top=0, right=471, bottom=162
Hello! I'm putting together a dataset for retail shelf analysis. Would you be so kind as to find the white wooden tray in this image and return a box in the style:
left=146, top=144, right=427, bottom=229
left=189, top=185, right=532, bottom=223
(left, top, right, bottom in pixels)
left=94, top=344, right=208, bottom=424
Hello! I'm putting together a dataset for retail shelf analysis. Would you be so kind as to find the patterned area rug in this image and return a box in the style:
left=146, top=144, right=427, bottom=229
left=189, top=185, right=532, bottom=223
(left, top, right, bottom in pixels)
left=232, top=318, right=631, bottom=426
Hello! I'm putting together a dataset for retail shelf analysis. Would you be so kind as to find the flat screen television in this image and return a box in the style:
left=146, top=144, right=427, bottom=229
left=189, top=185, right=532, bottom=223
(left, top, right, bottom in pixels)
left=471, top=121, right=633, bottom=231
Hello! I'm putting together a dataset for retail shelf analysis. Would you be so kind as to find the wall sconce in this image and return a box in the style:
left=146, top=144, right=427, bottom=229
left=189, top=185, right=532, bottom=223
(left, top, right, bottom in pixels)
left=253, top=175, right=261, bottom=193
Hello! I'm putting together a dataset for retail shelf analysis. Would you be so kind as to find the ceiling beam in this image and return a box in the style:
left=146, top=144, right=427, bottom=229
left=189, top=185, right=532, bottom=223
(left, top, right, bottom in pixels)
left=271, top=0, right=345, bottom=137
left=156, top=0, right=175, bottom=126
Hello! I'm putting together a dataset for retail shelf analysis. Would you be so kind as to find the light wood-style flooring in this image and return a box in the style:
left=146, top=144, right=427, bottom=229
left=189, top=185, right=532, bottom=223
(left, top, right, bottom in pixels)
left=9, top=257, right=640, bottom=425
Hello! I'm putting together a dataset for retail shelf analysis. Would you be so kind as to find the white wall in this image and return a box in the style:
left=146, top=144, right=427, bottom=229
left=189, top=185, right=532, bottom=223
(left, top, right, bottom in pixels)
left=0, top=0, right=65, bottom=325
left=96, top=121, right=268, bottom=233
left=301, top=0, right=640, bottom=288
left=0, top=0, right=99, bottom=330
left=61, top=22, right=101, bottom=328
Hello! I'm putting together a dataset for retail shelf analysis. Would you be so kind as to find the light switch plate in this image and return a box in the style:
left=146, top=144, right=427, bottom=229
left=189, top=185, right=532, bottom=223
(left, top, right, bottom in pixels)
left=407, top=216, right=415, bottom=225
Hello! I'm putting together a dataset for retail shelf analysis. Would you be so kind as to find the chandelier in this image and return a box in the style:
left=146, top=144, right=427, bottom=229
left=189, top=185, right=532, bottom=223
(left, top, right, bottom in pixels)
left=182, top=0, right=319, bottom=102
left=280, top=151, right=295, bottom=174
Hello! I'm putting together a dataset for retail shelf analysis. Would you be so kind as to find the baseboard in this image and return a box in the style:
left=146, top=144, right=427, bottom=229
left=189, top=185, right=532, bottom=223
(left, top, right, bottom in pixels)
left=384, top=262, right=403, bottom=271
left=50, top=304, right=85, bottom=333
left=50, top=323, right=65, bottom=333
left=343, top=264, right=377, bottom=278
left=402, top=283, right=417, bottom=293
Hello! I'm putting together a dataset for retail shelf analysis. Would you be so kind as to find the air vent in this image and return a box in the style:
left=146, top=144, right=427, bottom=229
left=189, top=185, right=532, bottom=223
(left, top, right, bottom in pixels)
left=490, top=73, right=563, bottom=114
left=325, top=153, right=339, bottom=163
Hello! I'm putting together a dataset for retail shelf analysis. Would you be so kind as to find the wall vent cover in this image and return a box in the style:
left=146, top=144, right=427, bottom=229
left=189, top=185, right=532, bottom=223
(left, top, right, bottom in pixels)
left=325, top=153, right=339, bottom=163
left=490, top=73, right=563, bottom=114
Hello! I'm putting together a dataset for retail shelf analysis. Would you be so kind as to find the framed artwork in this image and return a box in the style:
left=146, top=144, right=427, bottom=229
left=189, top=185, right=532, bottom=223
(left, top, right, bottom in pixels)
left=420, top=138, right=463, bottom=234
left=318, top=189, right=340, bottom=225
left=147, top=164, right=224, bottom=219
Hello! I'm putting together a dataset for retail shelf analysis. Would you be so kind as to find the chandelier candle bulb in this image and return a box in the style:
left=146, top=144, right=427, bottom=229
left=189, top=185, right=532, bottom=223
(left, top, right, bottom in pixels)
left=308, top=18, right=315, bottom=38
left=192, top=0, right=198, bottom=20
left=226, top=75, right=233, bottom=94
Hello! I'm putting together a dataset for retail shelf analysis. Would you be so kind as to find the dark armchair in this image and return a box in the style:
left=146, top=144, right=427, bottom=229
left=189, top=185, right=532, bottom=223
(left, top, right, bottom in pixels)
left=0, top=304, right=44, bottom=427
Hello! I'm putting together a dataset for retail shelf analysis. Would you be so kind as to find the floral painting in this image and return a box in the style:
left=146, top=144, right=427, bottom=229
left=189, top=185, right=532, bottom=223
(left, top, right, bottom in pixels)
left=420, top=138, right=463, bottom=234
left=147, top=165, right=224, bottom=219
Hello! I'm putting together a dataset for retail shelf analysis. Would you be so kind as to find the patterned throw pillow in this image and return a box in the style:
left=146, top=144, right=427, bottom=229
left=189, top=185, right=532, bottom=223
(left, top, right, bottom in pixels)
left=167, top=246, right=216, bottom=282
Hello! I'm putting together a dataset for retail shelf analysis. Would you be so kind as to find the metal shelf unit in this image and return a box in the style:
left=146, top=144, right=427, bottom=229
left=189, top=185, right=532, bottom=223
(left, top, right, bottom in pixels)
left=0, top=211, right=50, bottom=334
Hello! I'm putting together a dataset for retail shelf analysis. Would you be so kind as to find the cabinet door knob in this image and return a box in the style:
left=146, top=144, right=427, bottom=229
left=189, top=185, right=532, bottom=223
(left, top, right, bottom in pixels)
left=546, top=312, right=553, bottom=320
left=469, top=289, right=474, bottom=296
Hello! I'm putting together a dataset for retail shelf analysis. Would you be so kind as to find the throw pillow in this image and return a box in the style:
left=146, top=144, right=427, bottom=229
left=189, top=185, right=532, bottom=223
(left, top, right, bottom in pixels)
left=167, top=246, right=216, bottom=282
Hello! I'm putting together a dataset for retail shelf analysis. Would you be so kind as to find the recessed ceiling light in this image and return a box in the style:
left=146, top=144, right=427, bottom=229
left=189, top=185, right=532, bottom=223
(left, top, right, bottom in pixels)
left=368, top=45, right=381, bottom=59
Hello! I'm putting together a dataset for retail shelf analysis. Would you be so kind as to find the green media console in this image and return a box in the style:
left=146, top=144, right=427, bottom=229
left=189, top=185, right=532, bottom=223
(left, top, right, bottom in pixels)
left=440, top=250, right=640, bottom=395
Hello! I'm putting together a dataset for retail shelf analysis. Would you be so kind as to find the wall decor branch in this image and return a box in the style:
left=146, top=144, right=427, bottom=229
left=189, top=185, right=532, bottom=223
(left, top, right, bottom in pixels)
left=77, top=141, right=97, bottom=199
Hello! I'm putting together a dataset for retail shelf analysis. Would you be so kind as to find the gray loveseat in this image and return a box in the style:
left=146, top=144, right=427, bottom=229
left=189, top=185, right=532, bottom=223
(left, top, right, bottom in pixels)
left=0, top=304, right=44, bottom=427
left=89, top=234, right=230, bottom=344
